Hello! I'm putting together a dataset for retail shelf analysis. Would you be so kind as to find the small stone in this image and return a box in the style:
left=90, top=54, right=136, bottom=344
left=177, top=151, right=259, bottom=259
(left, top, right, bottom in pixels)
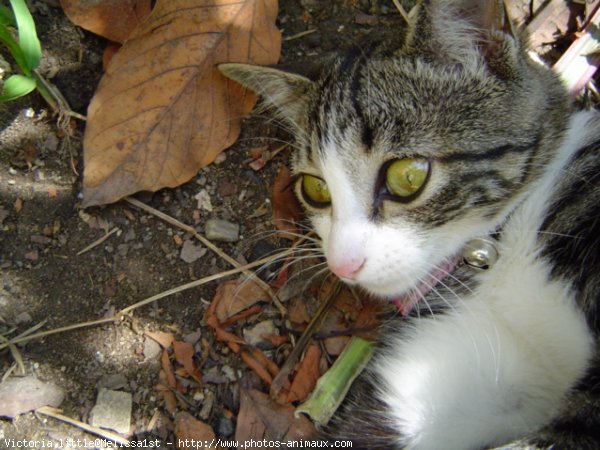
left=217, top=179, right=236, bottom=197
left=89, top=388, right=132, bottom=435
left=180, top=240, right=208, bottom=263
left=217, top=416, right=235, bottom=437
left=0, top=376, right=64, bottom=418
left=143, top=336, right=162, bottom=360
left=195, top=189, right=213, bottom=211
left=205, top=219, right=239, bottom=243
left=15, top=311, right=32, bottom=324
left=243, top=320, right=278, bottom=347
left=123, top=229, right=136, bottom=242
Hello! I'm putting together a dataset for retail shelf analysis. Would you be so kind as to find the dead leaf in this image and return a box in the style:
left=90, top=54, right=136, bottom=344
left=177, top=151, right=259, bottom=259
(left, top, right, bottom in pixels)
left=161, top=349, right=177, bottom=389
left=235, top=389, right=316, bottom=443
left=82, top=0, right=281, bottom=207
left=47, top=186, right=58, bottom=198
left=103, top=42, right=121, bottom=69
left=272, top=166, right=304, bottom=240
left=145, top=330, right=175, bottom=349
left=173, top=340, right=202, bottom=383
left=286, top=344, right=321, bottom=403
left=213, top=278, right=270, bottom=322
left=14, top=198, right=23, bottom=213
left=175, top=412, right=216, bottom=449
left=60, top=0, right=153, bottom=43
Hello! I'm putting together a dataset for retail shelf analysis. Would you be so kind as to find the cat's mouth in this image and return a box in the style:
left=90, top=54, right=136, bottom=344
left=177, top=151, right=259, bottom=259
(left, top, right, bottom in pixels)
left=392, top=255, right=463, bottom=316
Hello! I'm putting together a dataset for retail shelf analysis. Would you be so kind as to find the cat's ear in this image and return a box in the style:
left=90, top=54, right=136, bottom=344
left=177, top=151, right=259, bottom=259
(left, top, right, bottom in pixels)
left=408, top=0, right=519, bottom=77
left=219, top=63, right=314, bottom=133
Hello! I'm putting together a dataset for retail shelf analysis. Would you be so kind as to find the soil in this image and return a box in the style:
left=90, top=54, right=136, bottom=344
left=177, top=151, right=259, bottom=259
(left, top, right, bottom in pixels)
left=0, top=0, right=556, bottom=448
left=0, top=0, right=412, bottom=446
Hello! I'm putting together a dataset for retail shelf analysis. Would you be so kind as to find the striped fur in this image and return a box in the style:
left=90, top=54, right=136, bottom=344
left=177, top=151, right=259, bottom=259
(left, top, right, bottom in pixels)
left=220, top=0, right=600, bottom=448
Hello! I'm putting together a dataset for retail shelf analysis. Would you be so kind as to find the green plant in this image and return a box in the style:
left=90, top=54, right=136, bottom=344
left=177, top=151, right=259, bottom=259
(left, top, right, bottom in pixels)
left=0, top=0, right=42, bottom=101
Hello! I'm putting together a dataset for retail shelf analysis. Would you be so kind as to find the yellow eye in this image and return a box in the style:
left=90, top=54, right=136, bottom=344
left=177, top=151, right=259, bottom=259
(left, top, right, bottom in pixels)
left=386, top=157, right=430, bottom=198
left=301, top=174, right=331, bottom=206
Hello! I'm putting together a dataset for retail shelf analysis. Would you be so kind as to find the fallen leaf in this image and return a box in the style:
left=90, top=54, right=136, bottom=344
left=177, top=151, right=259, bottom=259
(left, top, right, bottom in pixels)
left=156, top=371, right=177, bottom=413
left=145, top=330, right=175, bottom=349
left=161, top=349, right=177, bottom=389
left=103, top=42, right=121, bottom=69
left=14, top=198, right=23, bottom=213
left=82, top=0, right=281, bottom=207
left=286, top=344, right=321, bottom=403
left=235, top=389, right=316, bottom=443
left=175, top=412, right=215, bottom=449
left=272, top=166, right=304, bottom=240
left=173, top=340, right=202, bottom=383
left=60, top=0, right=153, bottom=43
left=213, top=278, right=270, bottom=322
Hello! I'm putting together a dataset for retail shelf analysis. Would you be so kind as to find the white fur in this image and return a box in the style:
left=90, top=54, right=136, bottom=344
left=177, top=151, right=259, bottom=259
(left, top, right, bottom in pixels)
left=373, top=111, right=597, bottom=449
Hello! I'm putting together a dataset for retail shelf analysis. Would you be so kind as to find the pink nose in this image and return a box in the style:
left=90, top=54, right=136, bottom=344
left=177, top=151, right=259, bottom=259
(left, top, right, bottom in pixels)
left=329, top=258, right=366, bottom=280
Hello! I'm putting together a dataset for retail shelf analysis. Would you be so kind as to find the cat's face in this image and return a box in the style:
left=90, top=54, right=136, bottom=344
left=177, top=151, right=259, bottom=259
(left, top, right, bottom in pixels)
left=220, top=0, right=568, bottom=305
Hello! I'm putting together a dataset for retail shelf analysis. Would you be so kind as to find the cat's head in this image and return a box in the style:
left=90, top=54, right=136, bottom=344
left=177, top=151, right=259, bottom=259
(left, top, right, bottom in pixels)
left=220, top=0, right=569, bottom=304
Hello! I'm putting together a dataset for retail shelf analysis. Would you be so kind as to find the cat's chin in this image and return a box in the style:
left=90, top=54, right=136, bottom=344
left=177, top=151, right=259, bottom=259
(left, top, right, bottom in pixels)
left=358, top=255, right=463, bottom=316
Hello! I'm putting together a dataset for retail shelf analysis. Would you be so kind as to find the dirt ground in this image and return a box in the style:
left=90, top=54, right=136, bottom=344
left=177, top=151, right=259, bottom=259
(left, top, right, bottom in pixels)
left=0, top=0, right=562, bottom=448
left=0, top=0, right=412, bottom=446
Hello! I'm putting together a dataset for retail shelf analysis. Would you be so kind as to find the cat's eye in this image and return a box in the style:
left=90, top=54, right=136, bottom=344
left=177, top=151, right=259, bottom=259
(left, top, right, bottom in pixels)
left=385, top=157, right=430, bottom=199
left=301, top=174, right=331, bottom=207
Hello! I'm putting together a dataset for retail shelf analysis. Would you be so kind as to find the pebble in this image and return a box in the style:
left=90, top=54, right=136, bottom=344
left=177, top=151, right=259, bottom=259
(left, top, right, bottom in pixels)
left=89, top=388, right=132, bottom=435
left=143, top=336, right=162, bottom=360
left=195, top=189, right=213, bottom=211
left=0, top=376, right=64, bottom=418
left=205, top=219, right=240, bottom=243
left=180, top=240, right=208, bottom=263
left=217, top=416, right=235, bottom=437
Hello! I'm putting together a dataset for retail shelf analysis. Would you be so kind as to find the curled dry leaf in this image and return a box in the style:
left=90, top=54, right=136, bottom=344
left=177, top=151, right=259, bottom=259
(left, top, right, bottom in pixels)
left=82, top=0, right=281, bottom=207
left=214, top=278, right=270, bottom=322
left=173, top=340, right=202, bottom=383
left=175, top=412, right=216, bottom=449
left=60, top=0, right=153, bottom=44
left=285, top=344, right=321, bottom=403
left=235, top=388, right=316, bottom=443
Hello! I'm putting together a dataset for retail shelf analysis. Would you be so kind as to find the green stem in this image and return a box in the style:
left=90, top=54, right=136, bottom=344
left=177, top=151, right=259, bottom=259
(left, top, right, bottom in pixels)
left=295, top=336, right=374, bottom=427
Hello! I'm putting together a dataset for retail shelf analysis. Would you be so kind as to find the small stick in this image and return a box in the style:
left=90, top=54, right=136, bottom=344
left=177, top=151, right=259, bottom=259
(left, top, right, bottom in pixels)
left=77, top=227, right=119, bottom=255
left=283, top=29, right=317, bottom=41
left=391, top=0, right=411, bottom=23
left=36, top=406, right=129, bottom=446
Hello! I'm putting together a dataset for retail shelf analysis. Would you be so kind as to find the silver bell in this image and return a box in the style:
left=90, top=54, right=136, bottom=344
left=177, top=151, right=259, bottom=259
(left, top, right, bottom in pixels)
left=462, top=237, right=499, bottom=270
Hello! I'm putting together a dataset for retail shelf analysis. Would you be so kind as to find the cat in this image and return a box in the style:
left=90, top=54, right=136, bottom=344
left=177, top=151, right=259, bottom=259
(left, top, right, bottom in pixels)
left=220, top=0, right=600, bottom=448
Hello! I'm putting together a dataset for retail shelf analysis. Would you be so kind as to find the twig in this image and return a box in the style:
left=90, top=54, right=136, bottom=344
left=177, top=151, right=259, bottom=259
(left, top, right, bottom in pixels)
left=36, top=406, right=130, bottom=446
left=77, top=227, right=119, bottom=256
left=124, top=196, right=287, bottom=316
left=283, top=29, right=317, bottom=41
left=391, top=0, right=411, bottom=23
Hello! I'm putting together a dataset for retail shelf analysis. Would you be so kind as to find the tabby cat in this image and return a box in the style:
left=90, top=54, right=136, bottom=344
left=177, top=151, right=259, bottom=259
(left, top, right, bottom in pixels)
left=220, top=0, right=600, bottom=448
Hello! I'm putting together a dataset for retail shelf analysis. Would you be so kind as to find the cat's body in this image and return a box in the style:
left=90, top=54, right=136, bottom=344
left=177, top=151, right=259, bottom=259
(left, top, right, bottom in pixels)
left=220, top=0, right=600, bottom=448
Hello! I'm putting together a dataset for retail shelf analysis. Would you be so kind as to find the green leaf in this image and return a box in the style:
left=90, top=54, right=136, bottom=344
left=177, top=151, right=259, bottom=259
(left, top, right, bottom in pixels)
left=0, top=23, right=29, bottom=75
left=0, top=73, right=36, bottom=101
left=0, top=5, right=15, bottom=27
left=9, top=0, right=41, bottom=71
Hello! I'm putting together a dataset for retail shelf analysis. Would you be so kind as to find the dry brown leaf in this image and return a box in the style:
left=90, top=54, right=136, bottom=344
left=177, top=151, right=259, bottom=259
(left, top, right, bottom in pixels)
left=145, top=330, right=175, bottom=349
left=286, top=344, right=321, bottom=403
left=173, top=340, right=202, bottom=383
left=175, top=412, right=216, bottom=449
left=60, top=0, right=153, bottom=43
left=272, top=166, right=304, bottom=239
left=82, top=0, right=281, bottom=207
left=235, top=388, right=316, bottom=443
left=214, top=278, right=270, bottom=322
